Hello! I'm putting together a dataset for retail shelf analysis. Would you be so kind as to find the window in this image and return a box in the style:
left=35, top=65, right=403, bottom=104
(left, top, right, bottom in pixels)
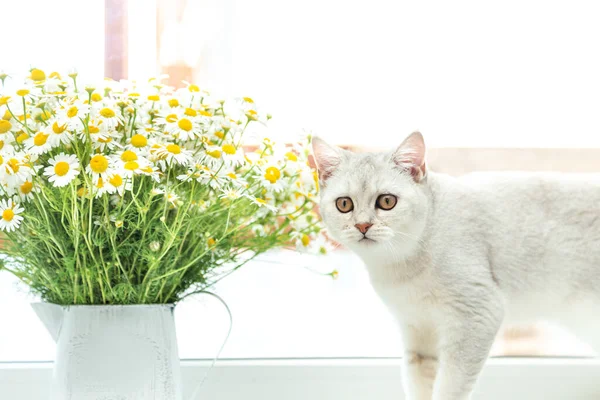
left=1, top=0, right=600, bottom=398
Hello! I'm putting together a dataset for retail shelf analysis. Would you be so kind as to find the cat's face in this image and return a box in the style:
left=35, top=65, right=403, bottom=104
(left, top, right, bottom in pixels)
left=312, top=132, right=430, bottom=258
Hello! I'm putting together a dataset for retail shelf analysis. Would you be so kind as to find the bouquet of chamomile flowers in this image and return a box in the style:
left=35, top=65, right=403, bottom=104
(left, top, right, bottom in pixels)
left=0, top=68, right=328, bottom=305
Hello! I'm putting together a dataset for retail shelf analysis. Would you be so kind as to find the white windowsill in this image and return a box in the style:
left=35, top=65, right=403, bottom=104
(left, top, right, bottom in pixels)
left=2, top=358, right=600, bottom=400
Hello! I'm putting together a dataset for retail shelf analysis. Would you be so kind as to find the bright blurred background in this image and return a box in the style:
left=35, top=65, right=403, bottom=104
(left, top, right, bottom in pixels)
left=1, top=0, right=599, bottom=361
left=4, top=0, right=600, bottom=147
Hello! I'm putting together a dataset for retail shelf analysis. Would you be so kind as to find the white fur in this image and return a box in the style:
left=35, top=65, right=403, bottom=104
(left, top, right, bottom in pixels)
left=312, top=133, right=600, bottom=400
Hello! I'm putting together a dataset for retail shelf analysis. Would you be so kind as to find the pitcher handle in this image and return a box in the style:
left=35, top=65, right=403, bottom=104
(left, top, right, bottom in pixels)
left=185, top=291, right=233, bottom=400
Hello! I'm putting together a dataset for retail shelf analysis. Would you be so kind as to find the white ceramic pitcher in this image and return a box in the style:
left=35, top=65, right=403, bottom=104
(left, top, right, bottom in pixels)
left=32, top=303, right=183, bottom=400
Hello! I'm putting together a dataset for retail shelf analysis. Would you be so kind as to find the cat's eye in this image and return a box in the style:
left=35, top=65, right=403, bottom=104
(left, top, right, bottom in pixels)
left=335, top=197, right=354, bottom=213
left=376, top=194, right=397, bottom=210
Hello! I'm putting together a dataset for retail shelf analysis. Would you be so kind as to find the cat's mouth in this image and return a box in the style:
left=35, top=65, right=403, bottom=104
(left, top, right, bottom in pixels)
left=359, top=237, right=376, bottom=244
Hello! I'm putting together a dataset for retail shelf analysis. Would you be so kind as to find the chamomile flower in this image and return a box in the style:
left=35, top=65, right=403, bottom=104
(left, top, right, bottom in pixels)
left=42, top=71, right=66, bottom=93
left=247, top=195, right=277, bottom=212
left=119, top=157, right=150, bottom=178
left=0, top=199, right=24, bottom=232
left=90, top=127, right=121, bottom=152
left=219, top=188, right=242, bottom=200
left=128, top=132, right=150, bottom=150
left=0, top=133, right=17, bottom=155
left=43, top=153, right=80, bottom=187
left=24, top=131, right=52, bottom=155
left=203, top=145, right=225, bottom=168
left=86, top=153, right=113, bottom=183
left=45, top=119, right=72, bottom=147
left=139, top=164, right=161, bottom=182
left=154, top=112, right=180, bottom=133
left=222, top=170, right=247, bottom=188
left=220, top=142, right=245, bottom=167
left=106, top=172, right=131, bottom=196
left=14, top=87, right=38, bottom=104
left=55, top=99, right=90, bottom=130
left=95, top=105, right=123, bottom=129
left=16, top=180, right=35, bottom=202
left=152, top=143, right=193, bottom=168
left=261, top=165, right=286, bottom=192
left=2, top=153, right=34, bottom=187
left=92, top=177, right=109, bottom=198
left=165, top=191, right=181, bottom=207
left=168, top=113, right=199, bottom=141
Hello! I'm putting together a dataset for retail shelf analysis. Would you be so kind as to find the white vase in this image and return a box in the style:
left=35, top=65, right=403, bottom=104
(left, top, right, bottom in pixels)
left=32, top=303, right=183, bottom=400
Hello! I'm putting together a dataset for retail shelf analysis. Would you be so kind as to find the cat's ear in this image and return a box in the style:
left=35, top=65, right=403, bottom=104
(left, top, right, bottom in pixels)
left=311, top=136, right=344, bottom=184
left=393, top=131, right=427, bottom=182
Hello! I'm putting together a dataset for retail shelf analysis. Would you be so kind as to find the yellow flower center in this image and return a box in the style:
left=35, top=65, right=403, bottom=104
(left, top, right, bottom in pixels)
left=199, top=110, right=212, bottom=117
left=168, top=98, right=179, bottom=107
left=34, top=132, right=49, bottom=146
left=301, top=234, right=310, bottom=247
left=2, top=209, right=14, bottom=222
left=255, top=198, right=266, bottom=205
left=77, top=187, right=87, bottom=197
left=90, top=154, right=109, bottom=173
left=99, top=108, right=115, bottom=118
left=91, top=93, right=102, bottom=102
left=124, top=161, right=139, bottom=171
left=20, top=181, right=33, bottom=194
left=2, top=110, right=10, bottom=121
left=109, top=174, right=123, bottom=187
left=285, top=152, right=298, bottom=162
left=49, top=71, right=61, bottom=79
left=207, top=237, right=216, bottom=246
left=0, top=96, right=10, bottom=105
left=243, top=97, right=254, bottom=103
left=0, top=155, right=3, bottom=164
left=7, top=158, right=19, bottom=173
left=96, top=177, right=104, bottom=188
left=207, top=150, right=221, bottom=158
left=148, top=94, right=160, bottom=101
left=121, top=150, right=138, bottom=162
left=54, top=161, right=70, bottom=176
left=131, top=134, right=147, bottom=148
left=214, top=131, right=225, bottom=139
left=30, top=69, right=46, bottom=82
left=184, top=108, right=197, bottom=117
left=188, top=84, right=200, bottom=92
left=264, top=166, right=281, bottom=184
left=178, top=118, right=193, bottom=131
left=98, top=136, right=112, bottom=143
left=165, top=113, right=178, bottom=123
left=0, top=140, right=4, bottom=150
left=128, top=92, right=140, bottom=97
left=0, top=120, right=11, bottom=134
left=222, top=144, right=236, bottom=155
left=36, top=110, right=52, bottom=122
left=167, top=144, right=181, bottom=154
left=16, top=89, right=30, bottom=97
left=16, top=132, right=29, bottom=143
left=227, top=173, right=237, bottom=179
left=52, top=121, right=67, bottom=134
left=67, top=106, right=78, bottom=118
left=88, top=125, right=100, bottom=133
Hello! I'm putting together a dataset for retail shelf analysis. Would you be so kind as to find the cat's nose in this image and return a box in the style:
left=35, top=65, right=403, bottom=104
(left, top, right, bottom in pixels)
left=355, top=223, right=373, bottom=234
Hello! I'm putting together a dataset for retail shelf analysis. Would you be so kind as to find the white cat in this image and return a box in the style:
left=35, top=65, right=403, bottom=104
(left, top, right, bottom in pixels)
left=312, top=132, right=600, bottom=400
